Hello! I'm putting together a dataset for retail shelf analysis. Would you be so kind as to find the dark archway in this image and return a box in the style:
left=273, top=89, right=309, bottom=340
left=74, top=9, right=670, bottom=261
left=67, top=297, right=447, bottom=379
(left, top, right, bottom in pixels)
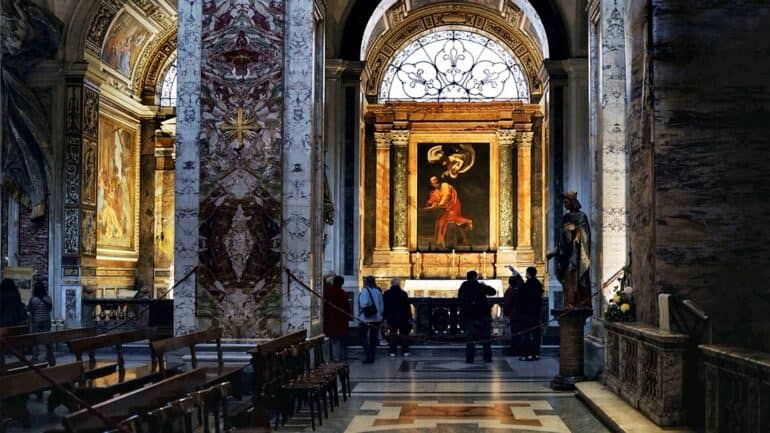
left=338, top=0, right=570, bottom=61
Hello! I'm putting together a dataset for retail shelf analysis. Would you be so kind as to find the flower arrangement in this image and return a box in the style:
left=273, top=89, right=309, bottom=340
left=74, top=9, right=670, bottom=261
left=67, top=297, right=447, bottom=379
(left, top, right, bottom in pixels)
left=604, top=258, right=635, bottom=322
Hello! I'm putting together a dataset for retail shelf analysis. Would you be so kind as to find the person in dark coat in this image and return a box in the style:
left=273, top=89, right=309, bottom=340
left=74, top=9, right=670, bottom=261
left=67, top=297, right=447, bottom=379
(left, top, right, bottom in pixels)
left=323, top=276, right=351, bottom=361
left=502, top=270, right=525, bottom=356
left=457, top=270, right=497, bottom=363
left=383, top=278, right=413, bottom=357
left=0, top=278, right=27, bottom=327
left=27, top=281, right=52, bottom=360
left=518, top=267, right=544, bottom=361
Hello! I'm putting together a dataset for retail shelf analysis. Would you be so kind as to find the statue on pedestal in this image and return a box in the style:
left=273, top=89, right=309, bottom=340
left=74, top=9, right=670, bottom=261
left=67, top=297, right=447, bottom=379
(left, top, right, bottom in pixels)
left=547, top=192, right=591, bottom=307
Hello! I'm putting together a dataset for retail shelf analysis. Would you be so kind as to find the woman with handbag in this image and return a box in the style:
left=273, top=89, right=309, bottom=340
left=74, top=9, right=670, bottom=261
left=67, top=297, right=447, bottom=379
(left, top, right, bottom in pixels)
left=357, top=276, right=384, bottom=364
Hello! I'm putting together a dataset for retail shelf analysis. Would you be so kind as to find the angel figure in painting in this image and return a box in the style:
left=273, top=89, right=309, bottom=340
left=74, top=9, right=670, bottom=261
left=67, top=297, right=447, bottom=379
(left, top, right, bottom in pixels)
left=547, top=192, right=591, bottom=307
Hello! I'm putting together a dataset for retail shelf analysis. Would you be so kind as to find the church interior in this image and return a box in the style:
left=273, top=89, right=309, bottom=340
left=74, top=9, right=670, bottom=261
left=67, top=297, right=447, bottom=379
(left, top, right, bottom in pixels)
left=1, top=0, right=769, bottom=432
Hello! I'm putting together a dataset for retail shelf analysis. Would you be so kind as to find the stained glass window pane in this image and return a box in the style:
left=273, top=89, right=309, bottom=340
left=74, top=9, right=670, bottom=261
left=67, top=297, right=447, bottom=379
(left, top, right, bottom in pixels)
left=379, top=29, right=530, bottom=103
left=160, top=59, right=177, bottom=107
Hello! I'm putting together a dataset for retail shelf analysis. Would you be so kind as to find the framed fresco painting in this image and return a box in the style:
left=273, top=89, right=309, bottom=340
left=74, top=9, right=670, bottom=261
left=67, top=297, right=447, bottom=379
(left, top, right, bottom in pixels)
left=101, top=11, right=151, bottom=78
left=409, top=132, right=499, bottom=252
left=96, top=113, right=140, bottom=257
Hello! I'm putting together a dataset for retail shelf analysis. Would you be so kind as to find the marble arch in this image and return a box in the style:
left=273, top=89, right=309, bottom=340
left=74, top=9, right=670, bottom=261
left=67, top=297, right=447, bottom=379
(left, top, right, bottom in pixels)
left=361, top=2, right=546, bottom=104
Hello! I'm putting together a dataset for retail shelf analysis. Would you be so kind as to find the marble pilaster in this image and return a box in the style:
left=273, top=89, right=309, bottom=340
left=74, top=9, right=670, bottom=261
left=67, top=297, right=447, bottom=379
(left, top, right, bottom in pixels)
left=596, top=0, right=628, bottom=309
left=372, top=131, right=391, bottom=260
left=515, top=131, right=534, bottom=262
left=497, top=129, right=516, bottom=251
left=62, top=66, right=100, bottom=327
left=174, top=0, right=201, bottom=335
left=282, top=0, right=316, bottom=333
left=391, top=130, right=409, bottom=252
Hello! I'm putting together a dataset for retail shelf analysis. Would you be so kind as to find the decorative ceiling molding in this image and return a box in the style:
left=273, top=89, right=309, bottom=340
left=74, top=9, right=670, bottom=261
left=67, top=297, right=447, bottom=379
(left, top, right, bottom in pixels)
left=363, top=2, right=544, bottom=104
left=136, top=28, right=177, bottom=100
left=83, top=0, right=177, bottom=100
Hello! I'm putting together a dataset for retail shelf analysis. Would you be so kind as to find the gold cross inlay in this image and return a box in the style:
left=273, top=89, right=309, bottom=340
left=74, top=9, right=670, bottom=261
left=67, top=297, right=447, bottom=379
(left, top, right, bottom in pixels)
left=221, top=107, right=261, bottom=150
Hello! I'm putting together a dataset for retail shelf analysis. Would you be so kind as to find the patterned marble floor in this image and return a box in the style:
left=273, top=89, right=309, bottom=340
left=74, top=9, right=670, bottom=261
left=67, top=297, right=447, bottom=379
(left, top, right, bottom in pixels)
left=276, top=354, right=611, bottom=433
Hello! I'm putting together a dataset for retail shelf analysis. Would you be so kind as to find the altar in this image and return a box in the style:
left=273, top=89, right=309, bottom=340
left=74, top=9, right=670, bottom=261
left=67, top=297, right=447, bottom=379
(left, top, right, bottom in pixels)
left=403, top=279, right=504, bottom=298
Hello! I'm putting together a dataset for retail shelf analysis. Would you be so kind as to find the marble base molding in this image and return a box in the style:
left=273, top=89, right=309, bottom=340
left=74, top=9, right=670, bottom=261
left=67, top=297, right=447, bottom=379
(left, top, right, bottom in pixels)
left=701, top=345, right=770, bottom=433
left=604, top=321, right=689, bottom=427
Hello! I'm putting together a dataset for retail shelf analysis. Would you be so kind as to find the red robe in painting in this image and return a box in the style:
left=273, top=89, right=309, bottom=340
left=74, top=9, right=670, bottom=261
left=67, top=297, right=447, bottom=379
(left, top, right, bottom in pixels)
left=425, top=181, right=473, bottom=247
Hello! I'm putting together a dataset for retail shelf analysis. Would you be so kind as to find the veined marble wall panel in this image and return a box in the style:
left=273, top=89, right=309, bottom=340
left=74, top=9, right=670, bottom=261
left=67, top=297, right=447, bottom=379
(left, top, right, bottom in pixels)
left=649, top=0, right=770, bottom=351
left=624, top=0, right=655, bottom=325
left=174, top=0, right=202, bottom=335
left=282, top=0, right=315, bottom=333
left=197, top=0, right=284, bottom=338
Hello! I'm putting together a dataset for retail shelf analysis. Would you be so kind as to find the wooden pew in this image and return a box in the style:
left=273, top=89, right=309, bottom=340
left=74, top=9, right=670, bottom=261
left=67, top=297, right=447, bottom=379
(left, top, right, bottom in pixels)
left=151, top=327, right=248, bottom=397
left=0, top=325, right=28, bottom=339
left=63, top=368, right=207, bottom=433
left=67, top=328, right=182, bottom=403
left=0, top=362, right=83, bottom=433
left=0, top=327, right=97, bottom=375
left=245, top=329, right=307, bottom=428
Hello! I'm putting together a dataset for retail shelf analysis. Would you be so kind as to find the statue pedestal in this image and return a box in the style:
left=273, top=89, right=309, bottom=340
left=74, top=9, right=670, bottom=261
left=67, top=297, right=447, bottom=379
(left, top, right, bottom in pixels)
left=550, top=307, right=593, bottom=390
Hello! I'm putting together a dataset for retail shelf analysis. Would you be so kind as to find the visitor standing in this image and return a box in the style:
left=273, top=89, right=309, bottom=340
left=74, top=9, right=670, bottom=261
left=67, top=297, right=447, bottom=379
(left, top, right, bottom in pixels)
left=323, top=276, right=350, bottom=361
left=27, top=281, right=52, bottom=360
left=519, top=267, right=544, bottom=361
left=357, top=276, right=384, bottom=364
left=457, top=270, right=496, bottom=363
left=503, top=270, right=525, bottom=356
left=0, top=278, right=27, bottom=327
left=383, top=277, right=412, bottom=357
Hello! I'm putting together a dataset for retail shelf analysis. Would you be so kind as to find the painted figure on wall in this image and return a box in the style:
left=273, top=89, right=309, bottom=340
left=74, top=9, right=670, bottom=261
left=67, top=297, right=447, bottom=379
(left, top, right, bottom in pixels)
left=101, top=12, right=150, bottom=77
left=424, top=176, right=473, bottom=247
left=417, top=142, right=489, bottom=251
left=547, top=192, right=591, bottom=307
left=97, top=118, right=136, bottom=250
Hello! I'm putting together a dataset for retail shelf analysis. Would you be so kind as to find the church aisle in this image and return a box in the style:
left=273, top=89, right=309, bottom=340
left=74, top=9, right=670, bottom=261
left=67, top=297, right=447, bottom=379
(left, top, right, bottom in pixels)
left=278, top=354, right=611, bottom=433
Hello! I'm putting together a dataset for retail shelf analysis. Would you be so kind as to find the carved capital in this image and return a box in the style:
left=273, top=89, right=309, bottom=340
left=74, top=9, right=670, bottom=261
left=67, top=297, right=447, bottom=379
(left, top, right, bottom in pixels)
left=496, top=129, right=517, bottom=147
left=517, top=131, right=534, bottom=148
left=374, top=131, right=391, bottom=149
left=391, top=130, right=410, bottom=148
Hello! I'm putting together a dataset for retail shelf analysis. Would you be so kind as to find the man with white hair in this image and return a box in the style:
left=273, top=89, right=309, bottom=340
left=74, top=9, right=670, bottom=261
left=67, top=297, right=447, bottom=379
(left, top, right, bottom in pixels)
left=383, top=277, right=413, bottom=357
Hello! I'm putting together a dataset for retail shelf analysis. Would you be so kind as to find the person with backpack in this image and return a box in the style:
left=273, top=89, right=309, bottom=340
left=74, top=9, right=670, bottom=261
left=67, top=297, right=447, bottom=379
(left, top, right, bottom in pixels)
left=357, top=276, right=384, bottom=364
left=457, top=270, right=496, bottom=363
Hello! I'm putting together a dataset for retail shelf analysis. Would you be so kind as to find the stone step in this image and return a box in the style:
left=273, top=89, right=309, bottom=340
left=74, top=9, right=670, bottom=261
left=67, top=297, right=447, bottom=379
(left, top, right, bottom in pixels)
left=576, top=381, right=696, bottom=433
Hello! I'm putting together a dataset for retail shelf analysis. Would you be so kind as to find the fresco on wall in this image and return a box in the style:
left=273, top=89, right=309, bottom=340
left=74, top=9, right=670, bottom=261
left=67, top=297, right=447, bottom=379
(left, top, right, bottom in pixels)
left=101, top=12, right=150, bottom=77
left=417, top=143, right=490, bottom=251
left=97, top=116, right=137, bottom=251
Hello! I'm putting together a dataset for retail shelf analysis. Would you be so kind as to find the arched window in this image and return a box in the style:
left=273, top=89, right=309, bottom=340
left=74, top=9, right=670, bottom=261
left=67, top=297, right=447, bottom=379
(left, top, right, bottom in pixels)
left=379, top=29, right=530, bottom=103
left=160, top=59, right=177, bottom=107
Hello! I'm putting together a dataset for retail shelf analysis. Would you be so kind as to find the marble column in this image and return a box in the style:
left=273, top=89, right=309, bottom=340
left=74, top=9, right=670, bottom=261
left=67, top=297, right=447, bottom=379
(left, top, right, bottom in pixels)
left=282, top=0, right=317, bottom=333
left=516, top=130, right=534, bottom=262
left=174, top=0, right=202, bottom=335
left=372, top=131, right=391, bottom=260
left=497, top=129, right=516, bottom=251
left=391, top=130, right=409, bottom=253
left=62, top=67, right=100, bottom=328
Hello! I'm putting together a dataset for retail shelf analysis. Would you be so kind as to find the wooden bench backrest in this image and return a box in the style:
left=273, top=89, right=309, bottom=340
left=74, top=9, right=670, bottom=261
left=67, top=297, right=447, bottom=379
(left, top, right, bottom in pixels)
left=247, top=329, right=306, bottom=427
left=67, top=327, right=159, bottom=369
left=304, top=335, right=326, bottom=367
left=63, top=368, right=207, bottom=433
left=0, top=325, right=28, bottom=339
left=0, top=362, right=83, bottom=399
left=150, top=327, right=223, bottom=370
left=0, top=327, right=97, bottom=373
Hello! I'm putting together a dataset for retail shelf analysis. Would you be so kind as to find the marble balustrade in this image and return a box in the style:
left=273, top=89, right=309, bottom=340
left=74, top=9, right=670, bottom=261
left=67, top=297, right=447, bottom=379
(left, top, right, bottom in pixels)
left=604, top=321, right=689, bottom=426
left=701, top=345, right=770, bottom=433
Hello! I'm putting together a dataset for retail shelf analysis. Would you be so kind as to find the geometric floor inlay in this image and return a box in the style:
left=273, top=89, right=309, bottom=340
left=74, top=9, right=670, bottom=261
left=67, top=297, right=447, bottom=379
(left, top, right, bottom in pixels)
left=343, top=400, right=573, bottom=432
left=399, top=360, right=513, bottom=373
